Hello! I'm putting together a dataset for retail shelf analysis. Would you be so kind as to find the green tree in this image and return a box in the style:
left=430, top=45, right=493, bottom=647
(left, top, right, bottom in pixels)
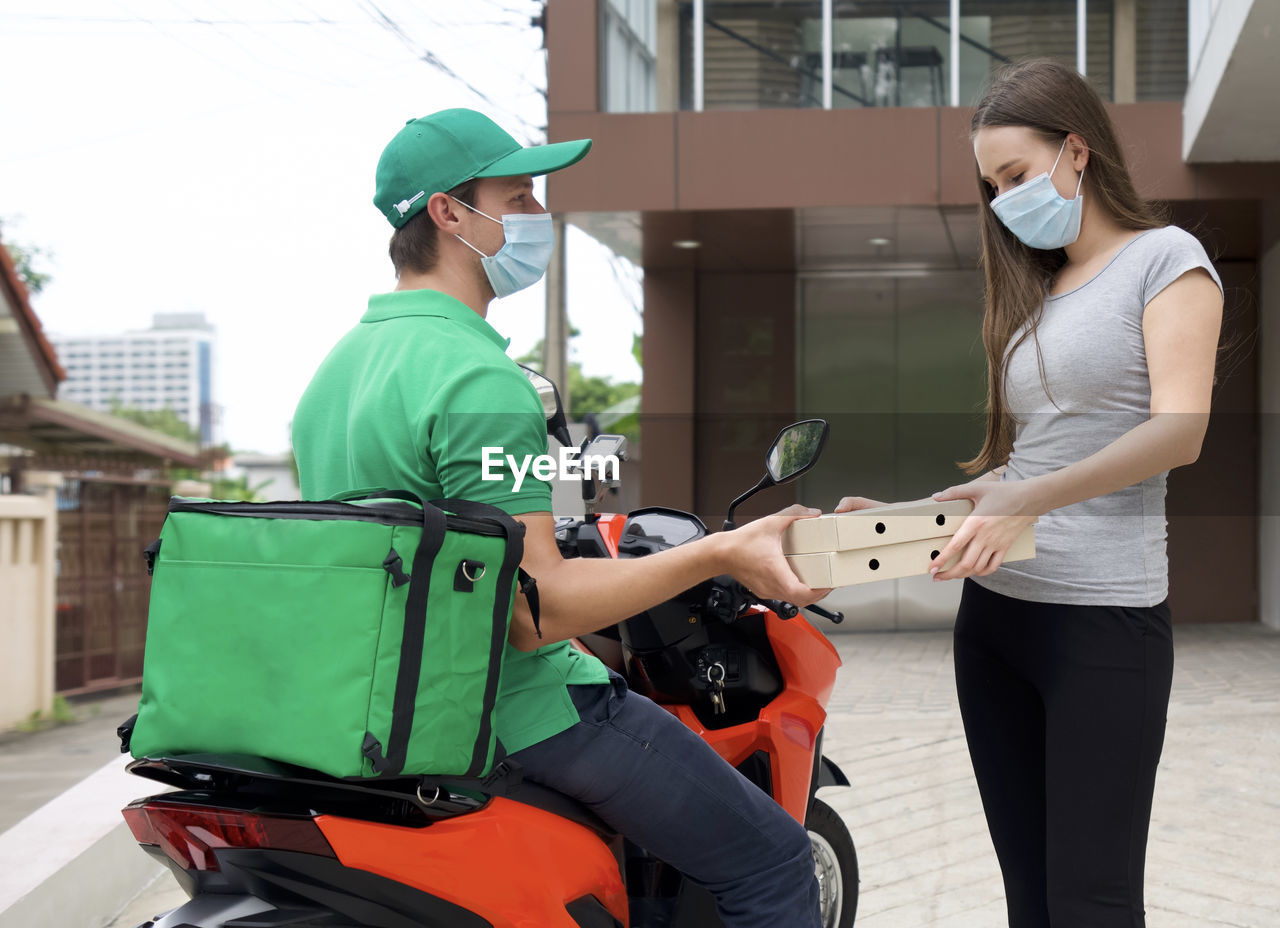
left=516, top=337, right=640, bottom=441
left=108, top=401, right=266, bottom=501
left=109, top=400, right=200, bottom=443
left=0, top=217, right=53, bottom=296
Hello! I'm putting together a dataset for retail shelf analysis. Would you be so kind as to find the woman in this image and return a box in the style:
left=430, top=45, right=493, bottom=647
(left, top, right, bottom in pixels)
left=838, top=59, right=1223, bottom=927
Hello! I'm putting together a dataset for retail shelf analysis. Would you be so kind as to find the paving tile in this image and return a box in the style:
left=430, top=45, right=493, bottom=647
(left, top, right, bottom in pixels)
left=820, top=623, right=1280, bottom=927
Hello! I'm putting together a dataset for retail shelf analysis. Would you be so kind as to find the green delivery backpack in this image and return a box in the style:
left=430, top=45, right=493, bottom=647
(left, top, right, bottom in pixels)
left=129, top=492, right=534, bottom=780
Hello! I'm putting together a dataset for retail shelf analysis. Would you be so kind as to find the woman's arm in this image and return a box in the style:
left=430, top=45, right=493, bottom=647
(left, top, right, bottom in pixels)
left=929, top=267, right=1223, bottom=581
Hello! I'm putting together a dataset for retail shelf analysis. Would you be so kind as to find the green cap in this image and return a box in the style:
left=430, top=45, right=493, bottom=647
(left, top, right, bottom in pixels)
left=374, top=108, right=592, bottom=228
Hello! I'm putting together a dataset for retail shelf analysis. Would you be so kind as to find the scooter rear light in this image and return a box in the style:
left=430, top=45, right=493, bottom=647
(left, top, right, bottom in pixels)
left=123, top=801, right=337, bottom=872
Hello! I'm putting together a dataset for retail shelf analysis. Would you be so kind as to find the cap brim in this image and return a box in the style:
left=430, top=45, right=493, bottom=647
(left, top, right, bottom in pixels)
left=472, top=138, right=592, bottom=179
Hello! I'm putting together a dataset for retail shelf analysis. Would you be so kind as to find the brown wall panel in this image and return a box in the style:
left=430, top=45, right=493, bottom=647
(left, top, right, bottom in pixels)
left=676, top=109, right=940, bottom=211
left=1111, top=102, right=1196, bottom=200
left=546, top=0, right=597, bottom=114
left=694, top=271, right=797, bottom=523
left=1165, top=259, right=1259, bottom=622
left=1193, top=163, right=1280, bottom=201
left=548, top=104, right=1221, bottom=213
left=939, top=107, right=980, bottom=205
left=640, top=268, right=697, bottom=512
left=547, top=114, right=677, bottom=213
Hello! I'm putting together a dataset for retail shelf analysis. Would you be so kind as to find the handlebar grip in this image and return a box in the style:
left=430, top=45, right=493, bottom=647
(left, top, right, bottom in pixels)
left=758, top=598, right=799, bottom=619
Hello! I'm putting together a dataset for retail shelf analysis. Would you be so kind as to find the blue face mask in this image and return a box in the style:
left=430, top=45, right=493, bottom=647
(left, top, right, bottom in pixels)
left=452, top=197, right=555, bottom=298
left=989, top=139, right=1085, bottom=250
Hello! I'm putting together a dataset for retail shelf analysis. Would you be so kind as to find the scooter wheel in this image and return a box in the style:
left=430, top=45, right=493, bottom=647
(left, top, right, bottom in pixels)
left=807, top=798, right=858, bottom=928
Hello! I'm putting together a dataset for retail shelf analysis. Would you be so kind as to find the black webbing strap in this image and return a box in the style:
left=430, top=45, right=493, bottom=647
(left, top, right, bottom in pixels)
left=518, top=568, right=540, bottom=639
left=379, top=497, right=448, bottom=776
left=434, top=498, right=526, bottom=777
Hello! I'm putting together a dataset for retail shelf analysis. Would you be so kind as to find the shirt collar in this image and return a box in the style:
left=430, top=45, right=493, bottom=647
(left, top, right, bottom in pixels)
left=361, top=289, right=512, bottom=351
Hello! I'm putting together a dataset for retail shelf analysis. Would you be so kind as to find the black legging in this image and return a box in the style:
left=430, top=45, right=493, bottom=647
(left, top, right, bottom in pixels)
left=954, top=578, right=1174, bottom=928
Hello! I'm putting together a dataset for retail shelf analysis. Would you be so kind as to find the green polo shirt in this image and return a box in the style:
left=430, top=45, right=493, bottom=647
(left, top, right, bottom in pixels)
left=292, top=288, right=608, bottom=755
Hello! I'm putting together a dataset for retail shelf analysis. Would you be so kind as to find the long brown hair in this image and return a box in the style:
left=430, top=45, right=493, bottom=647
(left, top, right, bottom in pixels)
left=962, top=58, right=1166, bottom=474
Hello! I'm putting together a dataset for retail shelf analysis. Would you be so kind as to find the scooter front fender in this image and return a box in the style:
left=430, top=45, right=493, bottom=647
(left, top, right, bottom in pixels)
left=818, top=754, right=850, bottom=789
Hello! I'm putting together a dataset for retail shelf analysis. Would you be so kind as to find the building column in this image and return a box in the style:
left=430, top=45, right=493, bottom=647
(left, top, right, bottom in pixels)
left=1112, top=0, right=1137, bottom=103
left=640, top=269, right=697, bottom=511
left=1261, top=199, right=1280, bottom=631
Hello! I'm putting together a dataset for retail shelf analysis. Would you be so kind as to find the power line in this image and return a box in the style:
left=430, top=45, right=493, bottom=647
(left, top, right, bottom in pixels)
left=350, top=0, right=545, bottom=142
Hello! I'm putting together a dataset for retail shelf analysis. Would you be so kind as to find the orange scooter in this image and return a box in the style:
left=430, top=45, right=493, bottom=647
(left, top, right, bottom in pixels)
left=120, top=378, right=858, bottom=928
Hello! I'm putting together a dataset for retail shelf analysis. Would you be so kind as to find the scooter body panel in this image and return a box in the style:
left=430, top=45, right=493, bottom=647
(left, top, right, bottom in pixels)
left=316, top=796, right=628, bottom=927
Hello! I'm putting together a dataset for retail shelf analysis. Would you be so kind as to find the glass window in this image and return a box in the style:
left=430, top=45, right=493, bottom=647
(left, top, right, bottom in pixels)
left=822, top=2, right=954, bottom=109
left=602, top=0, right=658, bottom=112
left=1136, top=0, right=1187, bottom=101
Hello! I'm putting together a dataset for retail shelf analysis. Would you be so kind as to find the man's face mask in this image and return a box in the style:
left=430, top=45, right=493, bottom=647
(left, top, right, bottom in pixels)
left=452, top=196, right=555, bottom=298
left=989, top=138, right=1086, bottom=251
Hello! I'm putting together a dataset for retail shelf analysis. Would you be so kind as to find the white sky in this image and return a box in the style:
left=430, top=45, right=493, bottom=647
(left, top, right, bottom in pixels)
left=0, top=0, right=642, bottom=454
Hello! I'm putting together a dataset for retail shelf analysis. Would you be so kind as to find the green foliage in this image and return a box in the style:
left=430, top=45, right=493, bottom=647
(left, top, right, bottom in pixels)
left=14, top=695, right=77, bottom=732
left=108, top=401, right=268, bottom=500
left=108, top=399, right=200, bottom=443
left=0, top=217, right=53, bottom=296
left=516, top=338, right=641, bottom=441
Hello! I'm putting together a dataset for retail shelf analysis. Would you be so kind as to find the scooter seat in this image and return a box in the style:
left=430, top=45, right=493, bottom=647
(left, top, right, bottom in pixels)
left=127, top=753, right=617, bottom=839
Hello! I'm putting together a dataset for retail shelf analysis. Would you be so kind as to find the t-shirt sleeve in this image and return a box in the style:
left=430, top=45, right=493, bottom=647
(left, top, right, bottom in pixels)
left=1141, top=227, right=1223, bottom=307
left=424, top=363, right=554, bottom=516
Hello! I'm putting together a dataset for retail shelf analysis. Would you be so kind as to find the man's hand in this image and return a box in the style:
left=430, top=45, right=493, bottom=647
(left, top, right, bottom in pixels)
left=722, top=504, right=832, bottom=607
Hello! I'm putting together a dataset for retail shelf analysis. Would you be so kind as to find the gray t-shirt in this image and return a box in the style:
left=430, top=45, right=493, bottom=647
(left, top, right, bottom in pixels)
left=974, top=226, right=1222, bottom=607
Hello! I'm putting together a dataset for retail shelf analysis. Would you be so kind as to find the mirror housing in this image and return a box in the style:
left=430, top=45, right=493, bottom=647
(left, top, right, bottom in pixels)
left=519, top=365, right=573, bottom=447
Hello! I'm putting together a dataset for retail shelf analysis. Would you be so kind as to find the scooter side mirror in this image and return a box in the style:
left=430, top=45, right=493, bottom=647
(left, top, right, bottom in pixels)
left=723, top=418, right=829, bottom=531
left=519, top=365, right=573, bottom=448
left=765, top=419, right=828, bottom=484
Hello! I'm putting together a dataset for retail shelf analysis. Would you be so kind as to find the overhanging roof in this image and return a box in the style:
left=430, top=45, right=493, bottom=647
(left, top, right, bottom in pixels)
left=0, top=234, right=63, bottom=396
left=0, top=394, right=202, bottom=467
left=1184, top=0, right=1280, bottom=162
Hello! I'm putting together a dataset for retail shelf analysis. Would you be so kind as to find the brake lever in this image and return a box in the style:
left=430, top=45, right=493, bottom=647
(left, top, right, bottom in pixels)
left=804, top=603, right=845, bottom=625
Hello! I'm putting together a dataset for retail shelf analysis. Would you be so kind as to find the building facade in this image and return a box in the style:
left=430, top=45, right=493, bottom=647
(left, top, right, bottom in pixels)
left=545, top=0, right=1280, bottom=629
left=51, top=312, right=217, bottom=445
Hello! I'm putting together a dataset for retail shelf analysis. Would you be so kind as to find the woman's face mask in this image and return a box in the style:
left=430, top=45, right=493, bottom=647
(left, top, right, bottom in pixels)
left=989, top=138, right=1086, bottom=251
left=452, top=196, right=555, bottom=298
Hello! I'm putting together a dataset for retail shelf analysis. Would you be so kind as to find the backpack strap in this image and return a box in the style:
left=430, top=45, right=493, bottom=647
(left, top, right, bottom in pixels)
left=434, top=498, right=530, bottom=776
left=369, top=496, right=448, bottom=777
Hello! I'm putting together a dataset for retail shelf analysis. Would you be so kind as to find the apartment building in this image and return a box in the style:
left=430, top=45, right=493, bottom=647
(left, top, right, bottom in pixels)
left=545, top=0, right=1280, bottom=628
left=51, top=312, right=217, bottom=445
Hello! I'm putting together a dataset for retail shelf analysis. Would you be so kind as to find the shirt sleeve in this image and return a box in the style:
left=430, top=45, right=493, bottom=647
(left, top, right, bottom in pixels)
left=1141, top=227, right=1223, bottom=307
left=423, top=362, right=554, bottom=516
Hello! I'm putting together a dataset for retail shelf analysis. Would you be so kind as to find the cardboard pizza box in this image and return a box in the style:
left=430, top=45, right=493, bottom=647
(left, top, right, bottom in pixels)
left=782, top=498, right=976, bottom=555
left=785, top=523, right=1036, bottom=588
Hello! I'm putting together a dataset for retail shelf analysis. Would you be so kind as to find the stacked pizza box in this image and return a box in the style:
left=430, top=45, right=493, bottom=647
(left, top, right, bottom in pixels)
left=781, top=498, right=1036, bottom=588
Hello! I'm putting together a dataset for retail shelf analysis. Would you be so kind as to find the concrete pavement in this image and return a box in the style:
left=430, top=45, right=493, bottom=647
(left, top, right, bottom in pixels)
left=820, top=622, right=1280, bottom=928
left=3, top=624, right=1277, bottom=927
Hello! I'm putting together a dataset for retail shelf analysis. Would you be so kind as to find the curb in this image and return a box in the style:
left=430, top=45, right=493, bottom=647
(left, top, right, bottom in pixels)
left=0, top=756, right=166, bottom=928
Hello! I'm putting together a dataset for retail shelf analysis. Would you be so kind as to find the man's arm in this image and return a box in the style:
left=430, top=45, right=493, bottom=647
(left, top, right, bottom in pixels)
left=507, top=507, right=829, bottom=652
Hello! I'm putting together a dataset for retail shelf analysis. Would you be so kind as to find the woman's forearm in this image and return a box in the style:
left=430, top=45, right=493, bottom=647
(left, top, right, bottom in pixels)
left=1023, top=412, right=1208, bottom=515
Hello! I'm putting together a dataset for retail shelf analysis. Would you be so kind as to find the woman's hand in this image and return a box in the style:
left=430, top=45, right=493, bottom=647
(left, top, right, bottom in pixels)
left=834, top=496, right=887, bottom=513
left=929, top=479, right=1039, bottom=581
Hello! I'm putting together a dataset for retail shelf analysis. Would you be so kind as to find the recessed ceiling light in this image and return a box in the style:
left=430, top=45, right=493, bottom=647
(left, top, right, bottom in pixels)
left=672, top=239, right=702, bottom=249
left=868, top=237, right=892, bottom=247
